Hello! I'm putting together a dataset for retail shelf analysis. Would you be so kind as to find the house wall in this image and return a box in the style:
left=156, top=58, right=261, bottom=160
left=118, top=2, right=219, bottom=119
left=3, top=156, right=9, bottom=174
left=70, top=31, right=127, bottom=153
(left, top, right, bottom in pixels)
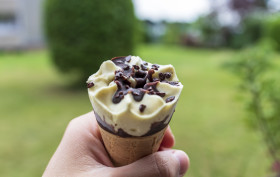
left=20, top=0, right=44, bottom=47
left=0, top=0, right=21, bottom=48
left=0, top=0, right=44, bottom=49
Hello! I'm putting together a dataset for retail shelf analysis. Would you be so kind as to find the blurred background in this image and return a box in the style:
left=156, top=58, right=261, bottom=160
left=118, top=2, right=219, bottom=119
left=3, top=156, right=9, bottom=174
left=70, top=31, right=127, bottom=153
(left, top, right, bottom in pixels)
left=1, top=0, right=280, bottom=176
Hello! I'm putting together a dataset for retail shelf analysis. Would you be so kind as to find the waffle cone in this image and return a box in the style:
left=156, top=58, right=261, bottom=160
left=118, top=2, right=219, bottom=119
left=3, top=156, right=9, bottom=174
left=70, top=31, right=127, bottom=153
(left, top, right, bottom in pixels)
left=98, top=125, right=167, bottom=167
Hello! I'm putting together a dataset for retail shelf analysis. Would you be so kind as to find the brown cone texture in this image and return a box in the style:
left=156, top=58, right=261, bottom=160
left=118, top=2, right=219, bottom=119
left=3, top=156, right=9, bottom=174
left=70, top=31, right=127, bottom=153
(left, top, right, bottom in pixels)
left=99, top=125, right=167, bottom=167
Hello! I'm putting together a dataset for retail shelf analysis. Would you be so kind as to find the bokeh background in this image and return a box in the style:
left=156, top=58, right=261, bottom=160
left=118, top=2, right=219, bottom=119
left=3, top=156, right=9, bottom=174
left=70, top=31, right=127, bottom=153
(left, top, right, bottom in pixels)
left=1, top=0, right=280, bottom=176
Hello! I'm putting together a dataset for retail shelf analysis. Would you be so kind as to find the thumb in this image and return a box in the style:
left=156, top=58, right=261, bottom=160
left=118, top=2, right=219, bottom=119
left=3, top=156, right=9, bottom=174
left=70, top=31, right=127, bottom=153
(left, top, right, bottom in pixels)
left=113, top=150, right=189, bottom=177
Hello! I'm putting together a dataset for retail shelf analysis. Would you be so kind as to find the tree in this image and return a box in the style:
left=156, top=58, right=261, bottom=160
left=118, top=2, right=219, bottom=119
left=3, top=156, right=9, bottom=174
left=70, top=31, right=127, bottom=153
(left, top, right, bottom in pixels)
left=229, top=0, right=269, bottom=16
left=45, top=0, right=136, bottom=83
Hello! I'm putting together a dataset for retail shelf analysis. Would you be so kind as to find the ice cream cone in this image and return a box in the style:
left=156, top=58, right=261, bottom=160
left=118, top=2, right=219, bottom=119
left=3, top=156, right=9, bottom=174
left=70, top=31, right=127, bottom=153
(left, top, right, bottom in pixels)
left=87, top=56, right=183, bottom=166
left=98, top=125, right=167, bottom=167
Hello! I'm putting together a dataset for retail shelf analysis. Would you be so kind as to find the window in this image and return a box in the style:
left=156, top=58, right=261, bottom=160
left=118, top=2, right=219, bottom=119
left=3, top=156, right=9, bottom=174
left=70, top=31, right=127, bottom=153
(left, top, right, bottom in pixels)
left=0, top=14, right=17, bottom=36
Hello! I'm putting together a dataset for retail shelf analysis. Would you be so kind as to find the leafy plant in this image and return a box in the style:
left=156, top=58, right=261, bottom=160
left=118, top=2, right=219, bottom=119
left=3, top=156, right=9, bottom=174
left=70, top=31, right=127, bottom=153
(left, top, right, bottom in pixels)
left=224, top=45, right=280, bottom=176
left=45, top=0, right=136, bottom=82
left=266, top=14, right=280, bottom=51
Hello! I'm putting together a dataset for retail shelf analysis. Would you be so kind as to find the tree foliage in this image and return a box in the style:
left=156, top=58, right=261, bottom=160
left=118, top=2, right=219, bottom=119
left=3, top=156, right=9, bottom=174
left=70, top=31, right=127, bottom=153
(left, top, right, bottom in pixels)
left=45, top=0, right=135, bottom=81
left=266, top=14, right=280, bottom=51
left=229, top=0, right=269, bottom=15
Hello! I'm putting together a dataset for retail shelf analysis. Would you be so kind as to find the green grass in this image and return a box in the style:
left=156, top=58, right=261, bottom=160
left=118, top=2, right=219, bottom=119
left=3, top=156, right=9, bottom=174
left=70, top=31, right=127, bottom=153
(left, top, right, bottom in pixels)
left=0, top=45, right=271, bottom=177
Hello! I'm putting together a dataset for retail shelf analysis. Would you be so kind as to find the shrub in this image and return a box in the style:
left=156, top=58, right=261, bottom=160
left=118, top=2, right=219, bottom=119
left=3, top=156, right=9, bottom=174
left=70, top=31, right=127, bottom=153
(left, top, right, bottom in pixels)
left=45, top=0, right=135, bottom=81
left=224, top=46, right=280, bottom=175
left=266, top=14, right=280, bottom=51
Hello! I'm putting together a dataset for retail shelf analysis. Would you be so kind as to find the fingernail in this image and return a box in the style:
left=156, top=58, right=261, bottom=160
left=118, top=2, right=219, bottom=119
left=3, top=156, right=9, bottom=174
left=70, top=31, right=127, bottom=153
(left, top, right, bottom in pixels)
left=173, top=150, right=189, bottom=176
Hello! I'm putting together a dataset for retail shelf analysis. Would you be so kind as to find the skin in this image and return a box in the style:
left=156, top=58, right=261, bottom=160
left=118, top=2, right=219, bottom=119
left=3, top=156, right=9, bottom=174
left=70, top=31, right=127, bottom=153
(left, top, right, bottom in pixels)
left=43, top=111, right=189, bottom=177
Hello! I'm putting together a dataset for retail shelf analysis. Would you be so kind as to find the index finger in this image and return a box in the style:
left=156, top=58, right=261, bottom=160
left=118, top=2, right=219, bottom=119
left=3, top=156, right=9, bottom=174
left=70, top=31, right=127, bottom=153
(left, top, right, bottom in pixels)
left=159, top=126, right=175, bottom=149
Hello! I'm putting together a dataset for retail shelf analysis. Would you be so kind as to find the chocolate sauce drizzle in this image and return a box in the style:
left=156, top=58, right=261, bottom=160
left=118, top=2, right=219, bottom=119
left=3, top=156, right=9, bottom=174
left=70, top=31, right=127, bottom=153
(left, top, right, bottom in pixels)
left=95, top=110, right=172, bottom=137
left=92, top=56, right=180, bottom=137
left=111, top=56, right=177, bottom=104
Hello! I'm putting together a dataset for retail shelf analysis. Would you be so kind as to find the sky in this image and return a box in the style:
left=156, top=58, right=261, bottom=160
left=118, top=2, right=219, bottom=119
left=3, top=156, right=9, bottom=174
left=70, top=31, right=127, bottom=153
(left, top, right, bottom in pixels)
left=133, top=0, right=211, bottom=22
left=133, top=0, right=280, bottom=23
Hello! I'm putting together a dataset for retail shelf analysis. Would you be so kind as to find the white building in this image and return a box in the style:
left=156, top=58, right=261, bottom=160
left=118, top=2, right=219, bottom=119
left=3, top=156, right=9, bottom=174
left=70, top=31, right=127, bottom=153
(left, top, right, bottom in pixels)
left=0, top=0, right=44, bottom=49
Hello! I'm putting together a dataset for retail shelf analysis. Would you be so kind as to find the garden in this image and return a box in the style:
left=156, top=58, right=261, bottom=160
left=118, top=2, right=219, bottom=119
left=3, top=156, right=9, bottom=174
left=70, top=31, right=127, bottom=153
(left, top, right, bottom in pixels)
left=1, top=0, right=280, bottom=176
left=1, top=44, right=278, bottom=176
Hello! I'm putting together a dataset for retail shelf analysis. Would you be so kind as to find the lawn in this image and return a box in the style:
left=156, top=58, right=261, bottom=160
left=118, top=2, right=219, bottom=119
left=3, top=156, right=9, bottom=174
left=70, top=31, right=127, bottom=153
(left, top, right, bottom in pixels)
left=0, top=45, right=271, bottom=177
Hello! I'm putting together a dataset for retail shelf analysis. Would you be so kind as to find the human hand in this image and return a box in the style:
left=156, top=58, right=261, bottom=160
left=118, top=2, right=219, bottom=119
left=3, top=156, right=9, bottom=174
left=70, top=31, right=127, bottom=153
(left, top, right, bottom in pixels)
left=43, top=112, right=189, bottom=177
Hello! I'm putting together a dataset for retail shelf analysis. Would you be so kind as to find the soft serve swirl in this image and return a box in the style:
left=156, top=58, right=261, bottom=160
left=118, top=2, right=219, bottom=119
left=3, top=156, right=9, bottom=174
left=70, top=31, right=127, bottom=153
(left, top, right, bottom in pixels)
left=87, top=56, right=183, bottom=136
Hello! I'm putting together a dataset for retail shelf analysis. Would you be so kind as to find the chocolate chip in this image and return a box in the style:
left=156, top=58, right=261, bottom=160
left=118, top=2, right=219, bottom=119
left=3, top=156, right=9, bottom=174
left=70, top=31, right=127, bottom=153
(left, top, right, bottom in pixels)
left=147, top=87, right=153, bottom=92
left=123, top=64, right=130, bottom=70
left=139, top=104, right=146, bottom=112
left=133, top=65, right=140, bottom=70
left=166, top=96, right=175, bottom=103
left=165, top=72, right=171, bottom=79
left=159, top=73, right=165, bottom=81
left=115, top=91, right=125, bottom=99
left=123, top=79, right=131, bottom=86
left=147, top=69, right=155, bottom=82
left=87, top=82, right=94, bottom=88
left=152, top=64, right=159, bottom=70
left=168, top=81, right=179, bottom=86
left=132, top=90, right=140, bottom=96
left=141, top=64, right=148, bottom=71
left=125, top=55, right=131, bottom=62
left=135, top=78, right=146, bottom=88
left=111, top=56, right=172, bottom=104
left=135, top=70, right=147, bottom=78
left=156, top=92, right=166, bottom=97
left=115, top=70, right=124, bottom=79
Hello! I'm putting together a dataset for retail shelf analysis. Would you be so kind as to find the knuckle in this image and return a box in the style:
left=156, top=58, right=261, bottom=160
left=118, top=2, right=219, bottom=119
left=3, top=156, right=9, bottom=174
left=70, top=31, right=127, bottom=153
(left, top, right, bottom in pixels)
left=65, top=117, right=82, bottom=135
left=67, top=118, right=78, bottom=129
left=68, top=117, right=79, bottom=127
